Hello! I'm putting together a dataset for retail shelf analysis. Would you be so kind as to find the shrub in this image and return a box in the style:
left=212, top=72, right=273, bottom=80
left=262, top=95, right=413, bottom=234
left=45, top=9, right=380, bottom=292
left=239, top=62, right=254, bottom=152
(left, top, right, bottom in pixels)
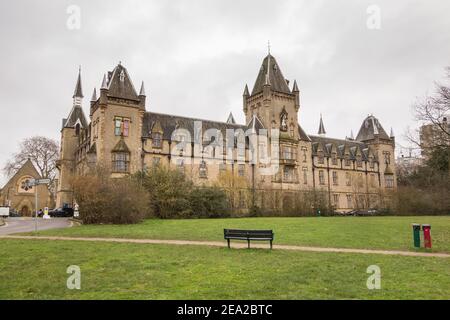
left=188, top=186, right=230, bottom=218
left=139, top=167, right=231, bottom=219
left=73, top=169, right=150, bottom=224
left=140, top=166, right=193, bottom=218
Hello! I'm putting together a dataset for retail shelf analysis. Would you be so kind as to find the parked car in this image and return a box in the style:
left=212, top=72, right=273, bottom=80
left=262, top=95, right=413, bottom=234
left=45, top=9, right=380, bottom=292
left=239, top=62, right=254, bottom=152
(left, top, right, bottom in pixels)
left=9, top=209, right=20, bottom=217
left=49, top=207, right=74, bottom=217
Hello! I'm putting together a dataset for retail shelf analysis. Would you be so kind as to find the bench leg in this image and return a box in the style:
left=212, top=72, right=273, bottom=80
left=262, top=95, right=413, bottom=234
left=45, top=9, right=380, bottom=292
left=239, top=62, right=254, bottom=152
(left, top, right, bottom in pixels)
left=227, top=239, right=230, bottom=249
left=270, top=240, right=273, bottom=250
left=247, top=239, right=250, bottom=249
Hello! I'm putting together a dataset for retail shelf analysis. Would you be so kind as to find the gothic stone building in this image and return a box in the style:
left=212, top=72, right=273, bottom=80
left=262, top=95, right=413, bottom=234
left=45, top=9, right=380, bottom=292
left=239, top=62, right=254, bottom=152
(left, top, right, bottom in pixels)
left=0, top=159, right=52, bottom=216
left=56, top=54, right=396, bottom=212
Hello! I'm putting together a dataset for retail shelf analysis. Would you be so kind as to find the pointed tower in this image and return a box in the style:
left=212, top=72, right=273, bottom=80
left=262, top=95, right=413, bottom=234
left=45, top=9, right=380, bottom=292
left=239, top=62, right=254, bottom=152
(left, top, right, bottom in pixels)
left=138, top=81, right=146, bottom=109
left=73, top=66, right=83, bottom=107
left=242, top=84, right=249, bottom=113
left=356, top=115, right=396, bottom=189
left=318, top=114, right=326, bottom=136
left=244, top=52, right=299, bottom=140
left=56, top=68, right=89, bottom=208
left=89, top=62, right=146, bottom=177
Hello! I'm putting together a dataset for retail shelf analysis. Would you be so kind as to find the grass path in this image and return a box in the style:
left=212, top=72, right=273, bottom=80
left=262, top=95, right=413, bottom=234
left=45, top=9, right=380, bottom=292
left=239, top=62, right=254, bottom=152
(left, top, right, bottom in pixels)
left=3, top=235, right=450, bottom=258
left=29, top=216, right=450, bottom=253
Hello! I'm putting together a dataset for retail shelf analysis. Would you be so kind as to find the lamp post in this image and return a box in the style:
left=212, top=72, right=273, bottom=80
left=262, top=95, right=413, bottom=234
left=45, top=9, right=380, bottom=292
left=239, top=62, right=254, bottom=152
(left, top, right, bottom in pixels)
left=26, top=178, right=51, bottom=233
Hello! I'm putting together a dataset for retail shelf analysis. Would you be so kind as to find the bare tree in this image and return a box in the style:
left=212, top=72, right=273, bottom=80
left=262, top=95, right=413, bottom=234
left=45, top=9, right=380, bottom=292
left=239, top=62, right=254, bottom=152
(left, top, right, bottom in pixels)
left=3, top=136, right=59, bottom=186
left=406, top=67, right=450, bottom=149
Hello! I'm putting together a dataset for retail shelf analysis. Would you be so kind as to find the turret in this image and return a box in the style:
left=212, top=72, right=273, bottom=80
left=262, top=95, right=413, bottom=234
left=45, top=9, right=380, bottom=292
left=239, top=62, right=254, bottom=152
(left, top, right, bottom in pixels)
left=292, top=80, right=300, bottom=111
left=318, top=114, right=326, bottom=136
left=90, top=88, right=97, bottom=109
left=390, top=127, right=395, bottom=144
left=138, top=81, right=146, bottom=109
left=243, top=84, right=249, bottom=113
left=99, top=73, right=108, bottom=105
left=73, top=66, right=83, bottom=107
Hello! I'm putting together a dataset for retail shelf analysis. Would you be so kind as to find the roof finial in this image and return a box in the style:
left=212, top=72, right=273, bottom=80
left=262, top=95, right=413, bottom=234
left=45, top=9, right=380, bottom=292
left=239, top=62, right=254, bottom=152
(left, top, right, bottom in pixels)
left=91, top=87, right=97, bottom=101
left=348, top=129, right=354, bottom=140
left=268, top=40, right=271, bottom=55
left=73, top=66, right=83, bottom=99
left=101, top=73, right=108, bottom=90
left=139, top=81, right=146, bottom=96
left=226, top=112, right=236, bottom=124
left=318, top=113, right=326, bottom=136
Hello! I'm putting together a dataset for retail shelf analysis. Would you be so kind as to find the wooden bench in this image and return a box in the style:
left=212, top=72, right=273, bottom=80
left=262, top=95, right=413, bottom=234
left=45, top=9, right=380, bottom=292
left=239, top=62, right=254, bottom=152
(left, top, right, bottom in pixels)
left=224, top=229, right=274, bottom=249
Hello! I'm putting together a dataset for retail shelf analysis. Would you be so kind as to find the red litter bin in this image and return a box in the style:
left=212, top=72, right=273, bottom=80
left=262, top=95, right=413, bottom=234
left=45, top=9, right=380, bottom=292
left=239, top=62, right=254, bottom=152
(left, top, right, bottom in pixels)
left=422, top=224, right=432, bottom=249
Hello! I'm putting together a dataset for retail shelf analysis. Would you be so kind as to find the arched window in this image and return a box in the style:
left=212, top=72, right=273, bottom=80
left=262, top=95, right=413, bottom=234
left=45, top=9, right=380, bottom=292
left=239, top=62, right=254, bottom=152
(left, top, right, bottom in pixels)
left=75, top=123, right=81, bottom=136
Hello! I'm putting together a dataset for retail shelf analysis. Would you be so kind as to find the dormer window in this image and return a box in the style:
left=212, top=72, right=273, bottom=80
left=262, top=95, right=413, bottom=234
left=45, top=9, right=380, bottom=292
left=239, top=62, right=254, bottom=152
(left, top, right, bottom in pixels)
left=152, top=132, right=162, bottom=148
left=331, top=153, right=337, bottom=165
left=119, top=70, right=125, bottom=82
left=318, top=152, right=324, bottom=164
left=345, top=156, right=351, bottom=166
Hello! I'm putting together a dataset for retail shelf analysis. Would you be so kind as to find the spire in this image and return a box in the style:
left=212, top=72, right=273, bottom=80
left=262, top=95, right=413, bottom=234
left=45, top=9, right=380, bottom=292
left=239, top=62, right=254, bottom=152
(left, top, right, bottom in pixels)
left=292, top=80, right=299, bottom=92
left=265, top=52, right=271, bottom=86
left=390, top=127, right=395, bottom=138
left=243, top=84, right=249, bottom=96
left=90, top=88, right=97, bottom=101
left=318, top=114, right=326, bottom=135
left=101, top=73, right=108, bottom=90
left=226, top=112, right=236, bottom=124
left=139, top=81, right=146, bottom=96
left=251, top=54, right=290, bottom=95
left=73, top=66, right=83, bottom=98
left=350, top=130, right=354, bottom=140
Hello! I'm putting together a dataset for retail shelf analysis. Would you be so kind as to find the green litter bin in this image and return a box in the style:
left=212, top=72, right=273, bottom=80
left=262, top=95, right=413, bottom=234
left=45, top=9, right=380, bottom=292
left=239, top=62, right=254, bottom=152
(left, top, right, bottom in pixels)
left=412, top=223, right=421, bottom=248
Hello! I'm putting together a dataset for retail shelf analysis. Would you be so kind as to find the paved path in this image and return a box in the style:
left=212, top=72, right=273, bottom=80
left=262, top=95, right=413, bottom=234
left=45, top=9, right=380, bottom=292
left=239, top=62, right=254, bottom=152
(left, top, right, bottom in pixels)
left=0, top=217, right=71, bottom=235
left=1, top=234, right=449, bottom=258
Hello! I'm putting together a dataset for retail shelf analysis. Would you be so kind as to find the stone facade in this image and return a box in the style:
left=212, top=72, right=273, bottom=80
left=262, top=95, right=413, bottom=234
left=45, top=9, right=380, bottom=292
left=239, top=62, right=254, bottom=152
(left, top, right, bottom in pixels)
left=0, top=160, right=52, bottom=216
left=56, top=54, right=397, bottom=212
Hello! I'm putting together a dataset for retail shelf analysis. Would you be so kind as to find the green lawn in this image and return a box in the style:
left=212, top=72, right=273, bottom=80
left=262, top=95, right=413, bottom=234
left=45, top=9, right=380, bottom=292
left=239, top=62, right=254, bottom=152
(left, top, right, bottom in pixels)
left=1, top=239, right=449, bottom=299
left=32, top=216, right=450, bottom=252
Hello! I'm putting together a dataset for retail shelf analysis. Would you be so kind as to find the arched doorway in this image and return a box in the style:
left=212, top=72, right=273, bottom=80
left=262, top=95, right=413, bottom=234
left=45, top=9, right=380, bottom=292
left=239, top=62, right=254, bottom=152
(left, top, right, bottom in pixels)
left=21, top=206, right=31, bottom=217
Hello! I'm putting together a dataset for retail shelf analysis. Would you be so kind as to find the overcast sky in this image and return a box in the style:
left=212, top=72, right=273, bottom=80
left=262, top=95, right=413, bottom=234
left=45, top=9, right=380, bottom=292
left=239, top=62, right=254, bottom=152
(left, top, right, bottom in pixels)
left=1, top=0, right=450, bottom=185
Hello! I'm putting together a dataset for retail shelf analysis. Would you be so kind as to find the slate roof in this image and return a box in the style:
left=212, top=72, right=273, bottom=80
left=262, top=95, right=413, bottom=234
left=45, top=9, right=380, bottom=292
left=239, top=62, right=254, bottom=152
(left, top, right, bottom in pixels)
left=298, top=124, right=311, bottom=141
left=356, top=115, right=390, bottom=142
left=73, top=68, right=83, bottom=98
left=143, top=112, right=247, bottom=141
left=105, top=64, right=139, bottom=101
left=310, top=135, right=375, bottom=161
left=251, top=54, right=291, bottom=95
left=64, top=106, right=88, bottom=129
